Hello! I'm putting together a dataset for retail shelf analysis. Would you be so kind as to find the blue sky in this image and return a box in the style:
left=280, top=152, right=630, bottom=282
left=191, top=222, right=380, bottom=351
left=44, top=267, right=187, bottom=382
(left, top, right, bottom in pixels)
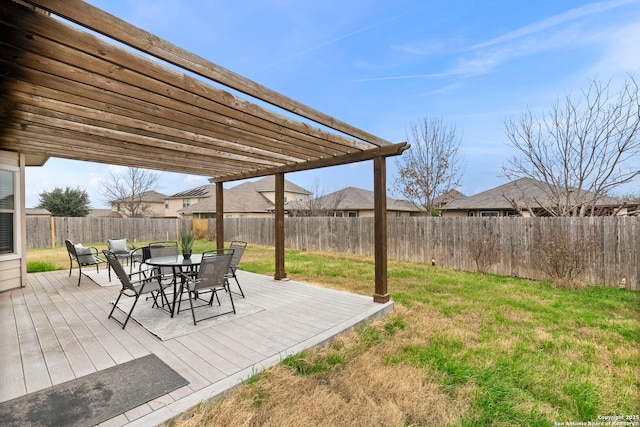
left=25, top=0, right=640, bottom=208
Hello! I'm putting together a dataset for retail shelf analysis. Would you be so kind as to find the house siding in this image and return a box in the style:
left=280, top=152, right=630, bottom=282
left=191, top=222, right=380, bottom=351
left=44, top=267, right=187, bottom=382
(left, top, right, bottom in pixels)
left=165, top=198, right=186, bottom=217
left=0, top=150, right=26, bottom=292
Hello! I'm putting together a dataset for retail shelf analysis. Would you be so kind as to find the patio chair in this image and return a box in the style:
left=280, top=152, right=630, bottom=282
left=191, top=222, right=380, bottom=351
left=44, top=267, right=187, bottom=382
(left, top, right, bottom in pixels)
left=148, top=241, right=179, bottom=285
left=64, top=239, right=107, bottom=286
left=227, top=241, right=247, bottom=298
left=104, top=250, right=170, bottom=329
left=176, top=249, right=235, bottom=325
left=106, top=238, right=137, bottom=273
left=129, top=244, right=152, bottom=274
left=107, top=238, right=137, bottom=262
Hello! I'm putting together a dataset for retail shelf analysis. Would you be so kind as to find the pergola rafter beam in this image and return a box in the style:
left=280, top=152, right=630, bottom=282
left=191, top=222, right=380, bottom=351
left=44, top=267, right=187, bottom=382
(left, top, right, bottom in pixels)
left=19, top=0, right=394, bottom=147
left=212, top=142, right=409, bottom=182
left=7, top=94, right=297, bottom=166
left=1, top=5, right=374, bottom=155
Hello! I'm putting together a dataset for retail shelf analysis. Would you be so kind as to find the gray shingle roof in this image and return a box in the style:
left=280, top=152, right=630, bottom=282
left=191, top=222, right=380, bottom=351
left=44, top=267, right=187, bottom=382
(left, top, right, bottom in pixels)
left=433, top=189, right=466, bottom=206
left=250, top=176, right=311, bottom=194
left=110, top=190, right=167, bottom=204
left=168, top=184, right=216, bottom=199
left=178, top=178, right=310, bottom=214
left=443, top=177, right=625, bottom=210
left=25, top=208, right=51, bottom=216
left=87, top=209, right=122, bottom=218
left=302, top=186, right=419, bottom=212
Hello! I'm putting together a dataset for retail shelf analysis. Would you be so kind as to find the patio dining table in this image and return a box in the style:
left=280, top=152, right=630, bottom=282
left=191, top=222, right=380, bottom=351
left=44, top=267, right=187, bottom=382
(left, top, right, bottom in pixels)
left=145, top=254, right=203, bottom=317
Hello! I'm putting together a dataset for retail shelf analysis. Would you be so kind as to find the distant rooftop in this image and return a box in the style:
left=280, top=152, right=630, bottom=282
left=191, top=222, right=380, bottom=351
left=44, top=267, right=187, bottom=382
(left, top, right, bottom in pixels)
left=168, top=184, right=216, bottom=199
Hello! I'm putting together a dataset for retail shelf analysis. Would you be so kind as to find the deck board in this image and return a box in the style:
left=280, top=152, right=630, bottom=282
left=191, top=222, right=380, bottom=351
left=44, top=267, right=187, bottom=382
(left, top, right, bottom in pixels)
left=1, top=269, right=393, bottom=426
left=0, top=293, right=25, bottom=401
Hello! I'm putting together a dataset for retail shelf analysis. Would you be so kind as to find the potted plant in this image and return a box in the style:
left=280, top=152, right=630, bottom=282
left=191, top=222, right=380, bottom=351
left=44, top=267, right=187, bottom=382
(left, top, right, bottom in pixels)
left=179, top=230, right=194, bottom=259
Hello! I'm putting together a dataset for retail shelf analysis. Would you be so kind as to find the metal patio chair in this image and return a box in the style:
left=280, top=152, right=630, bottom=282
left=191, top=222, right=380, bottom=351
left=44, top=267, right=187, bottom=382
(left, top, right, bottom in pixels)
left=64, top=239, right=107, bottom=286
left=227, top=241, right=247, bottom=298
left=147, top=241, right=179, bottom=285
left=106, top=238, right=138, bottom=274
left=176, top=249, right=235, bottom=325
left=104, top=250, right=170, bottom=329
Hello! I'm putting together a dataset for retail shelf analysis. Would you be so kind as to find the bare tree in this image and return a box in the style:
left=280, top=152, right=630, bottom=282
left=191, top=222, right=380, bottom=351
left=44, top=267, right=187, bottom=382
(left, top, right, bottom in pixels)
left=503, top=76, right=640, bottom=217
left=394, top=116, right=465, bottom=215
left=102, top=167, right=161, bottom=217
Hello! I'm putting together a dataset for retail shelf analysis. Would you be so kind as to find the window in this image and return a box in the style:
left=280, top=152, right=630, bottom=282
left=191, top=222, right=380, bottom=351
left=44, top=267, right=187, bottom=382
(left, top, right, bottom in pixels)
left=348, top=211, right=358, bottom=217
left=0, top=169, right=16, bottom=255
left=329, top=211, right=343, bottom=217
left=182, top=199, right=190, bottom=208
left=480, top=211, right=499, bottom=217
left=164, top=200, right=169, bottom=209
left=467, top=211, right=475, bottom=217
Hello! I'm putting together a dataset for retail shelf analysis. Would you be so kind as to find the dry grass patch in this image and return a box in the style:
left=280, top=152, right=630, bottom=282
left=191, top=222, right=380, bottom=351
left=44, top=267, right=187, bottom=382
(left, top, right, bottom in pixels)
left=170, top=306, right=471, bottom=427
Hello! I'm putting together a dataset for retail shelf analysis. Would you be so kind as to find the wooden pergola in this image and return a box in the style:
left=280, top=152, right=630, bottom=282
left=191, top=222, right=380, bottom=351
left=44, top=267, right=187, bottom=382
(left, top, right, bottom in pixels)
left=0, top=0, right=408, bottom=302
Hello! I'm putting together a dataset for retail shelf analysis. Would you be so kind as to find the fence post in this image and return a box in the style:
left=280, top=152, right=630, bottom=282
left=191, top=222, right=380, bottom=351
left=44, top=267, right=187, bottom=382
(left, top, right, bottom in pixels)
left=50, top=216, right=56, bottom=248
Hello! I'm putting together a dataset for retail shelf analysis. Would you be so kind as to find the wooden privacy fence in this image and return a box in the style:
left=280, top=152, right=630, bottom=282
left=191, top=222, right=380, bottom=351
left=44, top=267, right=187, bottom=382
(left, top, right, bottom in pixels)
left=223, top=216, right=639, bottom=290
left=26, top=216, right=639, bottom=290
left=27, top=217, right=193, bottom=249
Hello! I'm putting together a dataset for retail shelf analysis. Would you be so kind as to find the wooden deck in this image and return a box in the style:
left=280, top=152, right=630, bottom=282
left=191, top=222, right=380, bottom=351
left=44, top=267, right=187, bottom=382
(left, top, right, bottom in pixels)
left=0, top=269, right=393, bottom=426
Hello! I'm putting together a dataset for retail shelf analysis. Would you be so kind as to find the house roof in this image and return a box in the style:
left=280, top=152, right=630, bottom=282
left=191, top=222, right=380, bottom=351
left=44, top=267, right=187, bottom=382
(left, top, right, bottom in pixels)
left=110, top=190, right=167, bottom=204
left=433, top=189, right=467, bottom=206
left=289, top=186, right=419, bottom=212
left=250, top=176, right=311, bottom=195
left=86, top=208, right=122, bottom=218
left=1, top=1, right=408, bottom=183
left=443, top=177, right=627, bottom=210
left=168, top=184, right=216, bottom=199
left=25, top=208, right=50, bottom=216
left=178, top=177, right=309, bottom=214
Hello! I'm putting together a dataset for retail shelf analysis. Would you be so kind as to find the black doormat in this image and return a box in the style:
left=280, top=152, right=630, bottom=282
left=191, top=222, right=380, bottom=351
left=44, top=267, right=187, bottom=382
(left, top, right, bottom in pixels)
left=0, top=354, right=189, bottom=427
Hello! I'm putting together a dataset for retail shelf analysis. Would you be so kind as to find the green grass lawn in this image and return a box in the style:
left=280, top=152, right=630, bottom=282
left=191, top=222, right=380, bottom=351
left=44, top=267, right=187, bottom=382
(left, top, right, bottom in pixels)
left=25, top=240, right=221, bottom=272
left=26, top=243, right=640, bottom=426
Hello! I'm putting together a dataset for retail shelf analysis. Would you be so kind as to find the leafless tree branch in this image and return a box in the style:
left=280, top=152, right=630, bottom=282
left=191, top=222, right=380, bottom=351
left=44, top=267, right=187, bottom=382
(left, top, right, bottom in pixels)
left=503, top=75, right=640, bottom=216
left=394, top=116, right=465, bottom=215
left=101, top=167, right=161, bottom=217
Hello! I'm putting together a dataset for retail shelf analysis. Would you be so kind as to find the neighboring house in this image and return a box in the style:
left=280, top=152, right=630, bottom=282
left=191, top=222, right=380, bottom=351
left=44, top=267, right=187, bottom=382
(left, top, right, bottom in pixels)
left=178, top=176, right=311, bottom=218
left=433, top=189, right=467, bottom=209
left=165, top=184, right=216, bottom=218
left=110, top=190, right=167, bottom=218
left=25, top=208, right=51, bottom=217
left=87, top=209, right=122, bottom=218
left=441, top=177, right=635, bottom=217
left=288, top=186, right=421, bottom=218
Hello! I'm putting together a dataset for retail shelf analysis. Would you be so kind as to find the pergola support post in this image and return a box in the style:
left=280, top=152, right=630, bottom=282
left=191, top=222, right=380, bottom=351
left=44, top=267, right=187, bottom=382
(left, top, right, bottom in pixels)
left=216, top=181, right=224, bottom=250
left=373, top=156, right=389, bottom=303
left=274, top=172, right=287, bottom=280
